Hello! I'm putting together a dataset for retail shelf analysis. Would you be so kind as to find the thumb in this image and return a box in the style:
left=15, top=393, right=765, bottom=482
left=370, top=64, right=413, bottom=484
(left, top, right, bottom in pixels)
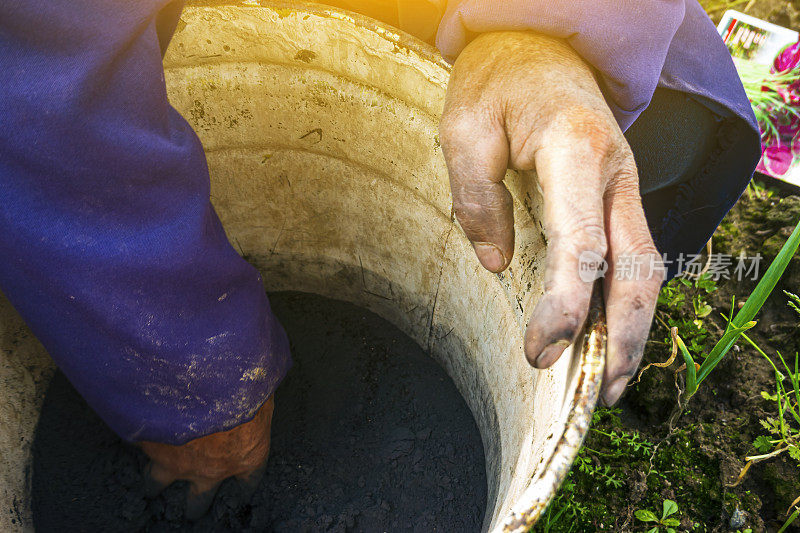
left=440, top=111, right=514, bottom=273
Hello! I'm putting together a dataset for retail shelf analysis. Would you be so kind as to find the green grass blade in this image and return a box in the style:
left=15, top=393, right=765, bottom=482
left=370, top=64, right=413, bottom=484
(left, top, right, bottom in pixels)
left=740, top=331, right=780, bottom=375
left=725, top=295, right=735, bottom=334
left=676, top=335, right=697, bottom=398
left=778, top=506, right=800, bottom=533
left=794, top=352, right=800, bottom=414
left=697, top=222, right=800, bottom=385
left=695, top=322, right=757, bottom=385
left=739, top=333, right=800, bottom=425
left=733, top=222, right=800, bottom=328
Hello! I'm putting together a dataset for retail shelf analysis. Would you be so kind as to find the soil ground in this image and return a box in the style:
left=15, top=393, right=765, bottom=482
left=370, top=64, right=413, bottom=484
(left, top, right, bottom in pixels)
left=536, top=3, right=800, bottom=529
left=533, top=183, right=800, bottom=532
left=31, top=293, right=486, bottom=532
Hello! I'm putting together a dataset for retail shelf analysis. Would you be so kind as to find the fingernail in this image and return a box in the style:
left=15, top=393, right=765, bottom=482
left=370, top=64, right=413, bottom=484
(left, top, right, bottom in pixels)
left=535, top=340, right=570, bottom=368
left=602, top=376, right=629, bottom=406
left=474, top=242, right=507, bottom=273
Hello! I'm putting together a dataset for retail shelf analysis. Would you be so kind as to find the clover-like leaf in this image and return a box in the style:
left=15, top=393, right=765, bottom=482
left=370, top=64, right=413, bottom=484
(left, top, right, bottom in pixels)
left=760, top=390, right=779, bottom=402
left=695, top=303, right=713, bottom=318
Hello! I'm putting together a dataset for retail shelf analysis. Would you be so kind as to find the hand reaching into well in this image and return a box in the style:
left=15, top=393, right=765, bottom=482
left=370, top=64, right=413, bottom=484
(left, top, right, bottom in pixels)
left=139, top=395, right=275, bottom=520
left=439, top=31, right=665, bottom=406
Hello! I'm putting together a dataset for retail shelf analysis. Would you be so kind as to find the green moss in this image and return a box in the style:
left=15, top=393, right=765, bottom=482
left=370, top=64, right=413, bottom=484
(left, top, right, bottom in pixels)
left=764, top=462, right=798, bottom=511
left=533, top=412, right=763, bottom=532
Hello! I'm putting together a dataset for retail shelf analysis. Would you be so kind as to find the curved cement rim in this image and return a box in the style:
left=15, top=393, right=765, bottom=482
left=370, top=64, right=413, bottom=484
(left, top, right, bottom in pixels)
left=0, top=3, right=606, bottom=531
left=174, top=3, right=608, bottom=530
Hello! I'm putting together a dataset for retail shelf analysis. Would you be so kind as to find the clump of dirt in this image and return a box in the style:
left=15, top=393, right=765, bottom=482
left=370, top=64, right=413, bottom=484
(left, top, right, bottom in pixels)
left=31, top=292, right=487, bottom=532
left=714, top=191, right=800, bottom=357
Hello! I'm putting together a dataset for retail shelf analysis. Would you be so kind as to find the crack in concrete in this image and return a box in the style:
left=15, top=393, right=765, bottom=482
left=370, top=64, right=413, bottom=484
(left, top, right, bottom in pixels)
left=426, top=212, right=456, bottom=353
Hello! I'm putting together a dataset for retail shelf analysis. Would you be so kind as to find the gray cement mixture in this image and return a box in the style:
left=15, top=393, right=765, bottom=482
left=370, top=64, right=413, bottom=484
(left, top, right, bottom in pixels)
left=31, top=292, right=487, bottom=531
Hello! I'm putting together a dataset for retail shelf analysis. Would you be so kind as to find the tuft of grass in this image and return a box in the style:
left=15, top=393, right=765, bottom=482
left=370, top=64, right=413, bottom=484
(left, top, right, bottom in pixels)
left=677, top=221, right=800, bottom=405
left=730, top=291, right=800, bottom=533
left=535, top=409, right=654, bottom=532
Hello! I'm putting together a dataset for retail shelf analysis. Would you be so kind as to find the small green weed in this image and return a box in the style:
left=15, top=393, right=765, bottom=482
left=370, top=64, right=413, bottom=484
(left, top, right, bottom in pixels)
left=537, top=477, right=588, bottom=533
left=746, top=179, right=776, bottom=201
left=573, top=456, right=623, bottom=489
left=655, top=273, right=718, bottom=359
left=634, top=499, right=680, bottom=533
left=535, top=409, right=654, bottom=532
left=787, top=290, right=800, bottom=317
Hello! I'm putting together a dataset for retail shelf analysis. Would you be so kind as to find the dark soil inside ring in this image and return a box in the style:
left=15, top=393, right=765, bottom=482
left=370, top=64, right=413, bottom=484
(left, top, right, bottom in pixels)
left=31, top=292, right=487, bottom=532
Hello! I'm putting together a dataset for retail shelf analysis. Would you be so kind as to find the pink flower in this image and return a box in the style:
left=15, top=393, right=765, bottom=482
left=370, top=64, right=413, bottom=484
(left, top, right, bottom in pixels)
left=754, top=39, right=800, bottom=177
left=773, top=39, right=800, bottom=73
left=759, top=138, right=794, bottom=176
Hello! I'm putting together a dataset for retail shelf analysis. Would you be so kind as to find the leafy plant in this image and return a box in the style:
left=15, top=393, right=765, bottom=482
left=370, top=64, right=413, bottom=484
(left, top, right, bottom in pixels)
left=655, top=274, right=718, bottom=357
left=538, top=477, right=586, bottom=533
left=547, top=410, right=651, bottom=518
left=634, top=499, right=680, bottom=533
left=587, top=427, right=653, bottom=456
left=574, top=455, right=623, bottom=489
left=746, top=178, right=776, bottom=201
left=787, top=290, right=800, bottom=318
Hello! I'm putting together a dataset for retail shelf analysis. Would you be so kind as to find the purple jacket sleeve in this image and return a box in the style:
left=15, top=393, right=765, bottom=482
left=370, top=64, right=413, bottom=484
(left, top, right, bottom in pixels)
left=0, top=0, right=290, bottom=445
left=437, top=0, right=687, bottom=129
left=436, top=0, right=762, bottom=274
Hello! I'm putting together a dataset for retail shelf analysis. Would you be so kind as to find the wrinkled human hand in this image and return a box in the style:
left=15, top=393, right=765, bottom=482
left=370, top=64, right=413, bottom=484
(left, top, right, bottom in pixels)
left=139, top=395, right=274, bottom=520
left=440, top=31, right=665, bottom=406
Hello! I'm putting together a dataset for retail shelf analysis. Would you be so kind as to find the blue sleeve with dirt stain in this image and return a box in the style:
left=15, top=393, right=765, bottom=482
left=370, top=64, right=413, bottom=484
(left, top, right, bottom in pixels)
left=0, top=0, right=290, bottom=445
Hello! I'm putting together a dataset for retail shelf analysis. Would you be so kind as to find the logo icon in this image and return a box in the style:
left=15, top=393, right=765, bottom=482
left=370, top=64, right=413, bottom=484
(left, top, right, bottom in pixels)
left=578, top=251, right=608, bottom=282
